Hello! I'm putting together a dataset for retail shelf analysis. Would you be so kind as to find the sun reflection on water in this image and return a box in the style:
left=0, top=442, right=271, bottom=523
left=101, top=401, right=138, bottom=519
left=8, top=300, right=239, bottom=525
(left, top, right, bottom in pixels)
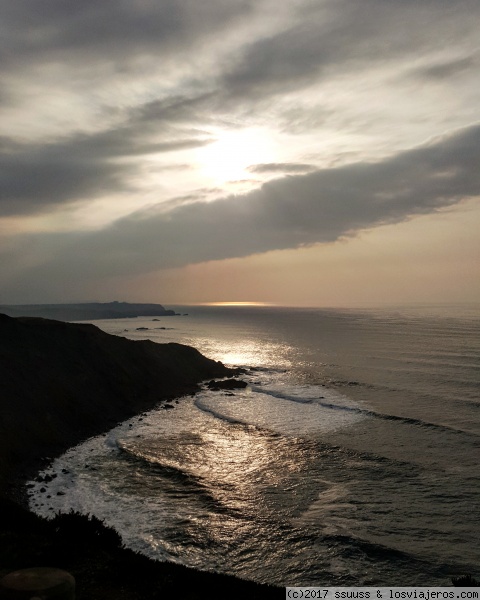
left=186, top=338, right=293, bottom=369
left=117, top=404, right=313, bottom=557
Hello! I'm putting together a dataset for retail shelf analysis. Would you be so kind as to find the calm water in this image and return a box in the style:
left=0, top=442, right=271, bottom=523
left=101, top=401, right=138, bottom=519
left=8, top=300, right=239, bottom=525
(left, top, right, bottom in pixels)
left=29, top=305, right=480, bottom=585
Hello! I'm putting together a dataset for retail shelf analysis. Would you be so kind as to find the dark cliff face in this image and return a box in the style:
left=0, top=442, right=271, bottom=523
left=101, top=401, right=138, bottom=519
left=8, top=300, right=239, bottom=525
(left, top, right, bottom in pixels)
left=0, top=313, right=230, bottom=488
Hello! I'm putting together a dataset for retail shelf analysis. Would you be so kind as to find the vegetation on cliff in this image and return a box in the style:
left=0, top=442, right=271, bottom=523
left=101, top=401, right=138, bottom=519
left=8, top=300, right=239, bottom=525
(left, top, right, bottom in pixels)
left=0, top=497, right=281, bottom=599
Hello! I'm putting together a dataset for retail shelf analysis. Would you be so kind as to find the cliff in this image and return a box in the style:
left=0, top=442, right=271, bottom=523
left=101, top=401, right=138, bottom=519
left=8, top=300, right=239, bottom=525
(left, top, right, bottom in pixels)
left=0, top=313, right=230, bottom=487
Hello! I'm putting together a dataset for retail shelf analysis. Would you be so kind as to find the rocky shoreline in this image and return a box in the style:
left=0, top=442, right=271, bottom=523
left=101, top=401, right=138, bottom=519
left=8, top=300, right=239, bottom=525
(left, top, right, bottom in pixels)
left=0, top=313, right=282, bottom=599
left=0, top=312, right=235, bottom=489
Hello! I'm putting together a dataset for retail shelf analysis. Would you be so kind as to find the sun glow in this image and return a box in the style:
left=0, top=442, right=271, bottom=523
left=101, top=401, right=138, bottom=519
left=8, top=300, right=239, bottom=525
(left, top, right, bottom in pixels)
left=196, top=128, right=276, bottom=184
left=202, top=302, right=275, bottom=309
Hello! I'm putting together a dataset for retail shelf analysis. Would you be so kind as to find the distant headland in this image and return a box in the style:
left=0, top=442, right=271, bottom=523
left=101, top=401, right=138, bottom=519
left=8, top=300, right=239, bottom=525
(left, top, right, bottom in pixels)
left=0, top=301, right=177, bottom=321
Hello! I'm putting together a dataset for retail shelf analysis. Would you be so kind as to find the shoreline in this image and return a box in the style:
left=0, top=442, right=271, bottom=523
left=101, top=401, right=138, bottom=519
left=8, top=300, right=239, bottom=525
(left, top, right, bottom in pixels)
left=0, top=313, right=236, bottom=488
left=0, top=313, right=282, bottom=598
left=6, top=386, right=199, bottom=509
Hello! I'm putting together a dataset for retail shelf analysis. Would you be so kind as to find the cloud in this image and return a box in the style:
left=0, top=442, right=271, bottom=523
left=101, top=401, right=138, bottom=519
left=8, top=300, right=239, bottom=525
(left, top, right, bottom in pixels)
left=0, top=0, right=254, bottom=73
left=3, top=0, right=480, bottom=220
left=5, top=0, right=478, bottom=144
left=248, top=163, right=316, bottom=174
left=133, top=93, right=218, bottom=126
left=412, top=55, right=478, bottom=80
left=221, top=0, right=479, bottom=98
left=0, top=127, right=212, bottom=216
left=0, top=0, right=258, bottom=142
left=1, top=0, right=480, bottom=304
left=4, top=122, right=479, bottom=294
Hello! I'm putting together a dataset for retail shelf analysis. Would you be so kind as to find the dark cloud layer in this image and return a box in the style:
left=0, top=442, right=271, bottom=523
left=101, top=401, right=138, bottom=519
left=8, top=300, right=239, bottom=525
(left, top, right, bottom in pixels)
left=85, top=123, right=480, bottom=269
left=248, top=163, right=316, bottom=174
left=0, top=137, right=127, bottom=215
left=0, top=0, right=254, bottom=72
left=221, top=0, right=480, bottom=102
left=0, top=128, right=211, bottom=216
left=413, top=55, right=478, bottom=81
left=5, top=123, right=479, bottom=290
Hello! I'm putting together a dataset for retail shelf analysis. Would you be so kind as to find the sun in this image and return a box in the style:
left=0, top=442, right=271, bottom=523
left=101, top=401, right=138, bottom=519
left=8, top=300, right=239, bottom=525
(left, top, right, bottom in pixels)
left=196, top=127, right=276, bottom=184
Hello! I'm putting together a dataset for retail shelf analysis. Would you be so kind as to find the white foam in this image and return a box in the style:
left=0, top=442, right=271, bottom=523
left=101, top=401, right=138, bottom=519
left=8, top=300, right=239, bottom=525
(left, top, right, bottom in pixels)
left=26, top=370, right=366, bottom=575
left=195, top=379, right=365, bottom=436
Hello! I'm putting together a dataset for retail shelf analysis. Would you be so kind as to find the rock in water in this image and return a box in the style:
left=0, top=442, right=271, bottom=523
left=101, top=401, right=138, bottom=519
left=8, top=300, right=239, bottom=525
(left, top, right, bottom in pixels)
left=207, top=378, right=248, bottom=391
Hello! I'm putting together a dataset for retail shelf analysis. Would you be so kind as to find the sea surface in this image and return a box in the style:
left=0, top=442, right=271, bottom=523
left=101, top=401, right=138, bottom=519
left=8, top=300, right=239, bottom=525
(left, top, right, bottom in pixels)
left=28, top=304, right=480, bottom=586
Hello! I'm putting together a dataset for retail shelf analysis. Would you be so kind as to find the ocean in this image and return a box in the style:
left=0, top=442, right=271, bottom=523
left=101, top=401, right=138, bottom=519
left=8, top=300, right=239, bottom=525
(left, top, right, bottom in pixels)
left=28, top=304, right=480, bottom=586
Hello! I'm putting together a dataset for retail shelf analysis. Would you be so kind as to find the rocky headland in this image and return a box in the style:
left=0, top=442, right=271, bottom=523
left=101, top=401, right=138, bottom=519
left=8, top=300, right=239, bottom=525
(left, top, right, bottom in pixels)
left=0, top=301, right=177, bottom=321
left=0, top=312, right=231, bottom=487
left=0, top=313, right=281, bottom=598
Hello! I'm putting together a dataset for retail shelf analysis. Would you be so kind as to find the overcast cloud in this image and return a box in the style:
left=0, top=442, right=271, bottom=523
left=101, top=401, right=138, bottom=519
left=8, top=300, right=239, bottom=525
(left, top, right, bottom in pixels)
left=1, top=0, right=479, bottom=303
left=3, top=123, right=479, bottom=289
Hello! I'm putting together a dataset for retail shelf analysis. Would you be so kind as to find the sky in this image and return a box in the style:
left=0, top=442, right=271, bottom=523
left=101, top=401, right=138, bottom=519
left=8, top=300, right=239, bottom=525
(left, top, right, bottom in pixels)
left=1, top=0, right=479, bottom=307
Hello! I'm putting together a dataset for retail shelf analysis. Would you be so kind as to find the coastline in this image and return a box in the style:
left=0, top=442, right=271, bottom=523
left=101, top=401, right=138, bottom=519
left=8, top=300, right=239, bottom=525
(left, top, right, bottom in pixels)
left=0, top=313, right=281, bottom=598
left=0, top=312, right=235, bottom=490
